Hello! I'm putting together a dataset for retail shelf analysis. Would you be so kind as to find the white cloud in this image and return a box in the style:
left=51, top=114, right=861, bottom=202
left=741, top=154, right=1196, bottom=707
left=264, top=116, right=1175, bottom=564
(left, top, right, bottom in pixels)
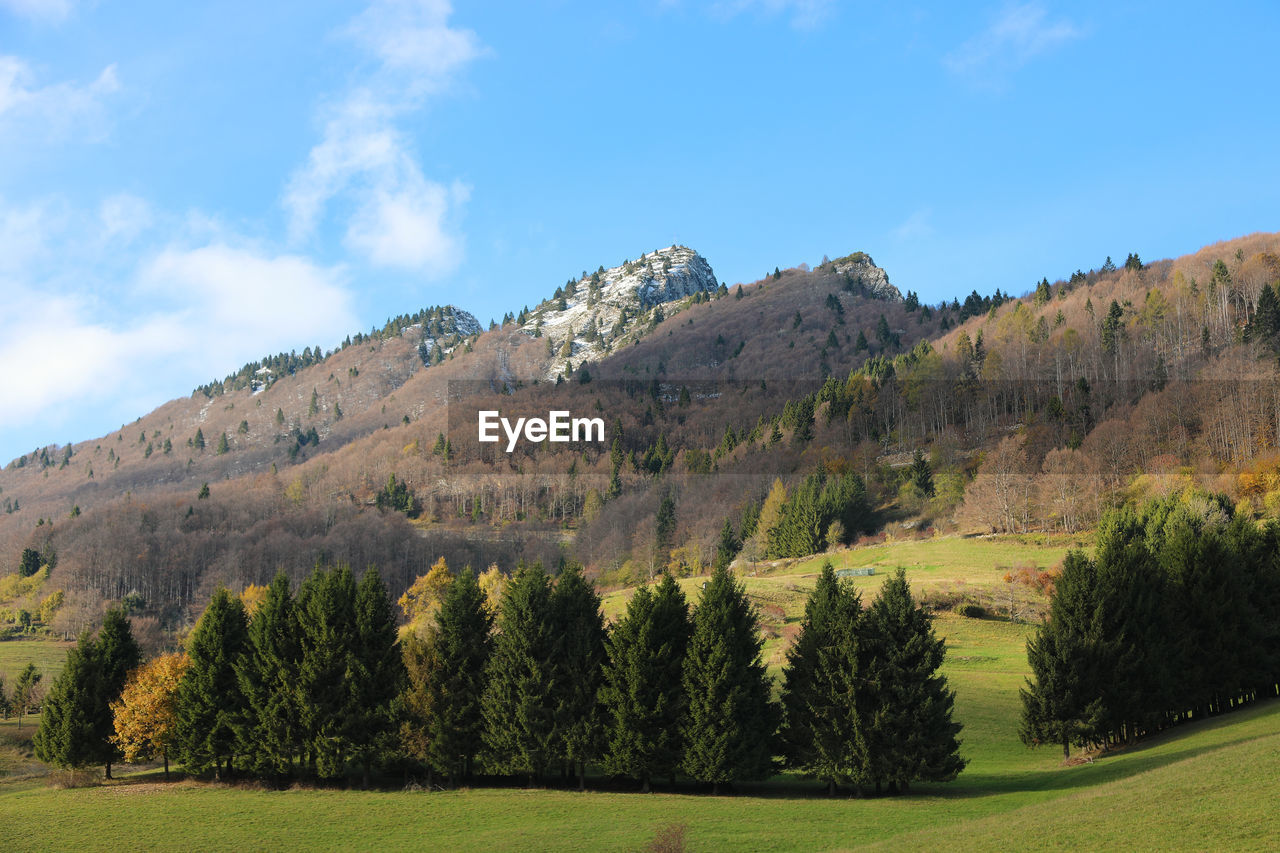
left=707, top=0, right=835, bottom=29
left=98, top=194, right=153, bottom=245
left=346, top=0, right=482, bottom=87
left=0, top=55, right=120, bottom=143
left=285, top=0, right=481, bottom=275
left=138, top=245, right=357, bottom=360
left=0, top=285, right=185, bottom=432
left=0, top=195, right=357, bottom=446
left=0, top=197, right=59, bottom=273
left=345, top=178, right=468, bottom=271
left=945, top=3, right=1081, bottom=79
left=0, top=0, right=75, bottom=24
left=892, top=207, right=934, bottom=242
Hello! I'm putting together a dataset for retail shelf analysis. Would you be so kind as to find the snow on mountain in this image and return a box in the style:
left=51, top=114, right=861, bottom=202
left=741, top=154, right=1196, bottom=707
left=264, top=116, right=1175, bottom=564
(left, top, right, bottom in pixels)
left=518, top=245, right=719, bottom=378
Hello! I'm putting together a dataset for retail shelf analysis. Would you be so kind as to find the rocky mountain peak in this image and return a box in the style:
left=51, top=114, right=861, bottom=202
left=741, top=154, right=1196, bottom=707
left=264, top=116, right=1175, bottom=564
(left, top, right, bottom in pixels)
left=519, top=245, right=719, bottom=376
left=823, top=251, right=902, bottom=302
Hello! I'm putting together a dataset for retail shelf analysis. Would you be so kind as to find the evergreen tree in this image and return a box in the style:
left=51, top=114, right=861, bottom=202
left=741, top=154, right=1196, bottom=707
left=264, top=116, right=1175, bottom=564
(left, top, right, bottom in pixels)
left=1034, top=278, right=1052, bottom=306
left=11, top=663, right=40, bottom=730
left=550, top=562, right=606, bottom=790
left=410, top=567, right=493, bottom=785
left=770, top=475, right=822, bottom=558
left=654, top=492, right=677, bottom=563
left=779, top=563, right=865, bottom=794
left=854, top=329, right=868, bottom=352
left=236, top=571, right=303, bottom=779
left=713, top=519, right=739, bottom=571
left=1020, top=552, right=1103, bottom=758
left=1247, top=283, right=1280, bottom=348
left=600, top=574, right=692, bottom=791
left=18, top=547, right=42, bottom=578
left=175, top=589, right=249, bottom=780
left=1100, top=300, right=1124, bottom=353
left=681, top=565, right=779, bottom=793
left=193, top=428, right=205, bottom=451
left=215, top=432, right=230, bottom=455
left=96, top=607, right=142, bottom=778
left=296, top=566, right=359, bottom=779
left=34, top=632, right=107, bottom=772
left=482, top=562, right=558, bottom=784
left=908, top=450, right=935, bottom=498
left=351, top=568, right=405, bottom=787
left=861, top=570, right=965, bottom=793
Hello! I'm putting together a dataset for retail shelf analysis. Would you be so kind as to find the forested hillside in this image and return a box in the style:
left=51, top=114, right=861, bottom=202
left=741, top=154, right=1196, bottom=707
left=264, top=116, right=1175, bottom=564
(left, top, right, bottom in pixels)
left=3, top=234, right=1280, bottom=641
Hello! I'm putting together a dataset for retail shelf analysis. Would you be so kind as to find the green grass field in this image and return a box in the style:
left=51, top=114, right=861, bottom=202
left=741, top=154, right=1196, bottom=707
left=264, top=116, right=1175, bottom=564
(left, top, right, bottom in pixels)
left=0, top=636, right=72, bottom=685
left=2, top=535, right=1276, bottom=852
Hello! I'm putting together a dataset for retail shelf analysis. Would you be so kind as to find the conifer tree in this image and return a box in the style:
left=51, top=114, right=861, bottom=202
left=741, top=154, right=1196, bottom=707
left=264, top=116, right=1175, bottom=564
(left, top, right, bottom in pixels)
left=600, top=573, right=692, bottom=792
left=482, top=562, right=558, bottom=784
left=550, top=562, right=606, bottom=790
left=174, top=589, right=249, bottom=780
left=751, top=479, right=787, bottom=561
left=713, top=519, right=739, bottom=571
left=34, top=631, right=106, bottom=772
left=681, top=565, right=779, bottom=793
left=907, top=450, right=935, bottom=498
left=1248, top=283, right=1280, bottom=348
left=95, top=607, right=142, bottom=778
left=411, top=567, right=492, bottom=785
left=236, top=571, right=303, bottom=779
left=779, top=562, right=864, bottom=794
left=296, top=565, right=359, bottom=779
left=861, top=570, right=965, bottom=793
left=12, top=663, right=40, bottom=731
left=770, top=476, right=822, bottom=558
left=1020, top=552, right=1103, bottom=759
left=351, top=568, right=405, bottom=787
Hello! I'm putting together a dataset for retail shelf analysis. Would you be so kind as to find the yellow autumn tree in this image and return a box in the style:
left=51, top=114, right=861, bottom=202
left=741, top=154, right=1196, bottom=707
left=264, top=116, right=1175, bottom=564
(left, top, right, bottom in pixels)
left=477, top=564, right=506, bottom=616
left=398, top=557, right=452, bottom=636
left=240, top=583, right=269, bottom=616
left=111, top=652, right=188, bottom=779
left=746, top=477, right=787, bottom=563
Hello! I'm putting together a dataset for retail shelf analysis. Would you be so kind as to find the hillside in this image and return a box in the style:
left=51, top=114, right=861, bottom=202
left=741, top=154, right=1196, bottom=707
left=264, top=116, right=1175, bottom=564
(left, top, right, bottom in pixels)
left=3, top=233, right=1280, bottom=634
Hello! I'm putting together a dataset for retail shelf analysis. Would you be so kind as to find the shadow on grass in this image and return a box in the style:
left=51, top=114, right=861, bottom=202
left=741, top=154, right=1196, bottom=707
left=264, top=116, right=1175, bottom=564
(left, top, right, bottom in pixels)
left=913, top=696, right=1280, bottom=801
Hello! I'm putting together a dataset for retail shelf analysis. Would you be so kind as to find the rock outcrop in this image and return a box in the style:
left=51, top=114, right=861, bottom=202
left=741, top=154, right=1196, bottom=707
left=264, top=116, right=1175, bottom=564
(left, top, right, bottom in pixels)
left=519, top=245, right=719, bottom=377
left=825, top=252, right=902, bottom=302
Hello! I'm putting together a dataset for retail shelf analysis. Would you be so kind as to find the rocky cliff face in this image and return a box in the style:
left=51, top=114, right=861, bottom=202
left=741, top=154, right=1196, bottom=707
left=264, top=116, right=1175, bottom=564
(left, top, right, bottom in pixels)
left=825, top=252, right=902, bottom=302
left=519, top=245, right=719, bottom=377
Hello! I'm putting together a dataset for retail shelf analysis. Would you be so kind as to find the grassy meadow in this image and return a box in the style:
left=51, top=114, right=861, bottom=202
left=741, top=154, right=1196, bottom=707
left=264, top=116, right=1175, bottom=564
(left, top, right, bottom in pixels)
left=0, top=637, right=74, bottom=686
left=2, top=534, right=1277, bottom=851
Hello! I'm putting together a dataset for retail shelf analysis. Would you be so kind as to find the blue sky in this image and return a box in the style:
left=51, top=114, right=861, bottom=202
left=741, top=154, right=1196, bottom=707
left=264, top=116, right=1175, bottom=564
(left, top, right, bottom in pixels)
left=2, top=0, right=1278, bottom=462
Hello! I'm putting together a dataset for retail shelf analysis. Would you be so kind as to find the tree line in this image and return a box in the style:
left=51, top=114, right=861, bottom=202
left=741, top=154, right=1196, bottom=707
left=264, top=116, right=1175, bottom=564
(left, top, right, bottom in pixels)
left=1020, top=493, right=1280, bottom=758
left=34, top=561, right=965, bottom=796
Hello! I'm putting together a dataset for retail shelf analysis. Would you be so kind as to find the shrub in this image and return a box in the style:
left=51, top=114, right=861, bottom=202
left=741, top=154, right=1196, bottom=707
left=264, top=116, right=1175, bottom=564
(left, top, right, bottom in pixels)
left=955, top=602, right=987, bottom=619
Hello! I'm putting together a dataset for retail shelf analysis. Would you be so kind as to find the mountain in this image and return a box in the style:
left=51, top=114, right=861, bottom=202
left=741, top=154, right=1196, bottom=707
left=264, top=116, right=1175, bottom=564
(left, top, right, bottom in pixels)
left=5, top=232, right=1280, bottom=638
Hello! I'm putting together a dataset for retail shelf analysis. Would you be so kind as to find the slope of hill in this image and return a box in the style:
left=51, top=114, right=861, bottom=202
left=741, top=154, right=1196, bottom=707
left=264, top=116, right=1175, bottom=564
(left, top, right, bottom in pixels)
left=3, top=233, right=1280, bottom=632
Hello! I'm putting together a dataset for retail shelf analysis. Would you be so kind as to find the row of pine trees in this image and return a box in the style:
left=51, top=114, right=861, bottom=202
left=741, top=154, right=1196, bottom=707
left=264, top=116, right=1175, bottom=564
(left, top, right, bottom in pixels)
left=35, top=560, right=966, bottom=795
left=1020, top=493, right=1280, bottom=758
